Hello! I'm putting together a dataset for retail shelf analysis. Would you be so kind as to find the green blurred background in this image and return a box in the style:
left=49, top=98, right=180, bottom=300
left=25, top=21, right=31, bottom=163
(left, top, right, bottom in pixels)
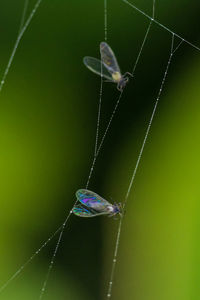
left=0, top=0, right=200, bottom=299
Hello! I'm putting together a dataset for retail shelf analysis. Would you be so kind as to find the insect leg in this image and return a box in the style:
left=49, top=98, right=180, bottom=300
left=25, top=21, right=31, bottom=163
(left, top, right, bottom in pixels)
left=123, top=72, right=133, bottom=77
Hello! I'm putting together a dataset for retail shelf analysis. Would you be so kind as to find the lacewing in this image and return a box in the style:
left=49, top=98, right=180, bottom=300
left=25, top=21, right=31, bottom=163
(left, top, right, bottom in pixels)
left=72, top=189, right=121, bottom=217
left=83, top=42, right=132, bottom=91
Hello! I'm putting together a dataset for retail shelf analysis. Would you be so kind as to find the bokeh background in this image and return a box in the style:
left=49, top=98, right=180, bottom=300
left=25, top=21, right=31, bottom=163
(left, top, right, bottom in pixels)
left=0, top=0, right=200, bottom=299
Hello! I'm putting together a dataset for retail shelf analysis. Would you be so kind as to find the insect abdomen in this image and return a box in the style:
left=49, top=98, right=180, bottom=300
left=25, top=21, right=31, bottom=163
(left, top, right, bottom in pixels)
left=112, top=72, right=121, bottom=82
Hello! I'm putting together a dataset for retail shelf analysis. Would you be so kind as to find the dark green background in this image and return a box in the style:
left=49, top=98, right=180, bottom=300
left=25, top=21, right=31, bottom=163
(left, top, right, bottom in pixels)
left=0, top=0, right=200, bottom=299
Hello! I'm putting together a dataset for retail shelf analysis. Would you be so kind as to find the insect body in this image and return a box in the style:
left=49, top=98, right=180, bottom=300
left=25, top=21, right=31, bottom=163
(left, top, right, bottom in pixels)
left=83, top=42, right=132, bottom=91
left=72, top=189, right=121, bottom=217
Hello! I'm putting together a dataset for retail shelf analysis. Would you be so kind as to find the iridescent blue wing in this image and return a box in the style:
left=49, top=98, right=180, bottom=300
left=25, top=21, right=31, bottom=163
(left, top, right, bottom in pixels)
left=72, top=204, right=97, bottom=217
left=100, top=42, right=121, bottom=75
left=83, top=56, right=113, bottom=81
left=72, top=203, right=112, bottom=217
left=76, top=189, right=112, bottom=213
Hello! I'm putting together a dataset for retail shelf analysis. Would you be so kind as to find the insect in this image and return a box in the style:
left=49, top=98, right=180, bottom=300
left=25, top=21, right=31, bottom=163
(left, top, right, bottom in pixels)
left=72, top=189, right=121, bottom=217
left=83, top=42, right=132, bottom=91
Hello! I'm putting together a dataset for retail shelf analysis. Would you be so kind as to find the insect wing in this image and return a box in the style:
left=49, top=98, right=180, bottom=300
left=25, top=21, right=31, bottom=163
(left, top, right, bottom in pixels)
left=83, top=56, right=113, bottom=81
left=76, top=189, right=111, bottom=213
left=72, top=204, right=97, bottom=217
left=100, top=42, right=121, bottom=75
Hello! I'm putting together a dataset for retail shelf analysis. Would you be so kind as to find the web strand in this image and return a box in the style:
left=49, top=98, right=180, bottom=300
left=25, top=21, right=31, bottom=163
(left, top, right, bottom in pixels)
left=122, top=0, right=200, bottom=52
left=106, top=33, right=177, bottom=299
left=172, top=39, right=184, bottom=55
left=38, top=219, right=70, bottom=299
left=0, top=0, right=43, bottom=93
left=152, top=0, right=156, bottom=20
left=131, top=0, right=156, bottom=75
left=18, top=0, right=29, bottom=34
left=132, top=20, right=152, bottom=75
left=86, top=155, right=97, bottom=189
left=104, top=0, right=108, bottom=41
left=96, top=91, right=123, bottom=156
left=94, top=0, right=108, bottom=156
left=0, top=223, right=64, bottom=294
left=94, top=70, right=104, bottom=157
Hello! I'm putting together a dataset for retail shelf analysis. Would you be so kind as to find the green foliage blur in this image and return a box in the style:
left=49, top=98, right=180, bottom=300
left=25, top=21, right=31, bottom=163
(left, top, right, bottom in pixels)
left=0, top=0, right=200, bottom=299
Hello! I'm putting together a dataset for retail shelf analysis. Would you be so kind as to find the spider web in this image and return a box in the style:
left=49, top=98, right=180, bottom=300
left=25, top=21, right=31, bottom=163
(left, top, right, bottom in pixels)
left=0, top=0, right=199, bottom=299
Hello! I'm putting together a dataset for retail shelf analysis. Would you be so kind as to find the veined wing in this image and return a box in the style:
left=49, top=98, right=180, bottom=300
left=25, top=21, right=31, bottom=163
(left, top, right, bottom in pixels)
left=72, top=204, right=110, bottom=217
left=83, top=56, right=113, bottom=80
left=100, top=42, right=121, bottom=75
left=76, top=189, right=111, bottom=213
left=72, top=204, right=97, bottom=217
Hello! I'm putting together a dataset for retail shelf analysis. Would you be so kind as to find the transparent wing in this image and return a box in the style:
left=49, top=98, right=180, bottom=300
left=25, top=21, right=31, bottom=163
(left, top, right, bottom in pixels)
left=76, top=189, right=111, bottom=213
left=72, top=204, right=110, bottom=217
left=83, top=56, right=113, bottom=81
left=100, top=42, right=121, bottom=74
left=72, top=204, right=97, bottom=217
